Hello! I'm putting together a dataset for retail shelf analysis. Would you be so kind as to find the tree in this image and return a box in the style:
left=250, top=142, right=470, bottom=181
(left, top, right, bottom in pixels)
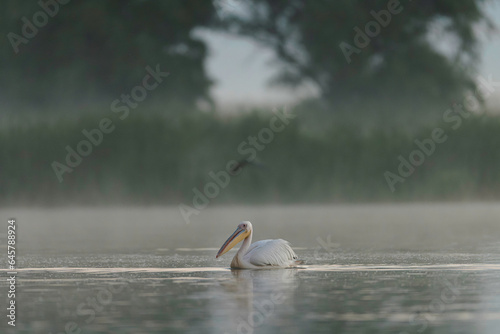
left=0, top=0, right=215, bottom=111
left=218, top=0, right=493, bottom=119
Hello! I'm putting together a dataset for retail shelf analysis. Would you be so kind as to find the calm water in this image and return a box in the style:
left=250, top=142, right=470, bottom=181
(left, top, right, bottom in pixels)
left=1, top=204, right=500, bottom=333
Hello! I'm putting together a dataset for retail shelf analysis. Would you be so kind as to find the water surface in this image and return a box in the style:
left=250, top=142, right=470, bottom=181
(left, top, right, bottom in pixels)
left=1, top=204, right=499, bottom=333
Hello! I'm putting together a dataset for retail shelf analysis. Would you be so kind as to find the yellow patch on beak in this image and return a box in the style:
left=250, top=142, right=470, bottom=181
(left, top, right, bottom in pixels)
left=216, top=227, right=250, bottom=258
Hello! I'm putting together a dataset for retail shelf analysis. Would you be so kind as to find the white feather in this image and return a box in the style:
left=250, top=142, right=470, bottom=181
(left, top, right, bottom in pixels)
left=245, top=239, right=299, bottom=267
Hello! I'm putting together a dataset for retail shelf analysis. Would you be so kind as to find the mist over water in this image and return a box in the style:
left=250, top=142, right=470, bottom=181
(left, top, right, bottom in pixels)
left=5, top=203, right=500, bottom=254
left=1, top=203, right=500, bottom=333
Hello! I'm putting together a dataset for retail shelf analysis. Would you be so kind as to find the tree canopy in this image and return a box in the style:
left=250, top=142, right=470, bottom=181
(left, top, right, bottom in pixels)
left=219, top=0, right=492, bottom=116
left=0, top=0, right=215, bottom=110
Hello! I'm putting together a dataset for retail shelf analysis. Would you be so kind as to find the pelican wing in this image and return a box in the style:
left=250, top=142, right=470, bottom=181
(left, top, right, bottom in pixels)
left=245, top=239, right=298, bottom=267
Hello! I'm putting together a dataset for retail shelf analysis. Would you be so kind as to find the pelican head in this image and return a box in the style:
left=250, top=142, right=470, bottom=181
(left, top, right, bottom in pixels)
left=216, top=221, right=252, bottom=258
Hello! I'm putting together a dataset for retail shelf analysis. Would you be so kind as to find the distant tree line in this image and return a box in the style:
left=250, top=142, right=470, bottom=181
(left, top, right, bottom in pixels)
left=0, top=0, right=492, bottom=117
left=1, top=112, right=500, bottom=205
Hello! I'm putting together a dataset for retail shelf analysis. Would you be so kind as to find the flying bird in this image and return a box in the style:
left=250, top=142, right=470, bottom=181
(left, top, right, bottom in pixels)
left=216, top=221, right=302, bottom=269
left=229, top=159, right=266, bottom=175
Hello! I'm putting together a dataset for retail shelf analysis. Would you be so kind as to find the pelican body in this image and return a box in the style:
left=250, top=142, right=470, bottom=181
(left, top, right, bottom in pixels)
left=216, top=221, right=302, bottom=269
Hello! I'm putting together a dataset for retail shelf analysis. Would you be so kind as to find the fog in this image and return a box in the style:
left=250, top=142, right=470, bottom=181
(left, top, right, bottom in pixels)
left=4, top=203, right=499, bottom=255
left=2, top=1, right=500, bottom=333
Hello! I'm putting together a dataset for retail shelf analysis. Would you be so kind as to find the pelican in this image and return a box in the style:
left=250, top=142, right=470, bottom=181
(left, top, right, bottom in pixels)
left=216, top=221, right=302, bottom=269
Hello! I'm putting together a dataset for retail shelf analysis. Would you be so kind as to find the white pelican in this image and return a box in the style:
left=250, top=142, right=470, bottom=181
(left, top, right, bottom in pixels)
left=215, top=221, right=302, bottom=269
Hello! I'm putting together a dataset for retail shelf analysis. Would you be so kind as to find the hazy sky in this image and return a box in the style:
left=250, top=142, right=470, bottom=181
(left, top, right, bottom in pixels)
left=197, top=2, right=500, bottom=110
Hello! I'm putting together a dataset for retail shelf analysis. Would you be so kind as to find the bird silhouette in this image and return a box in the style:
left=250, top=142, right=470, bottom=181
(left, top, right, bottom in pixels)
left=229, top=159, right=266, bottom=175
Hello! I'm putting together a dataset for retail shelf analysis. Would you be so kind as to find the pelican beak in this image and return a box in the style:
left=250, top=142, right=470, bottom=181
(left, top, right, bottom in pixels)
left=216, top=227, right=249, bottom=258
